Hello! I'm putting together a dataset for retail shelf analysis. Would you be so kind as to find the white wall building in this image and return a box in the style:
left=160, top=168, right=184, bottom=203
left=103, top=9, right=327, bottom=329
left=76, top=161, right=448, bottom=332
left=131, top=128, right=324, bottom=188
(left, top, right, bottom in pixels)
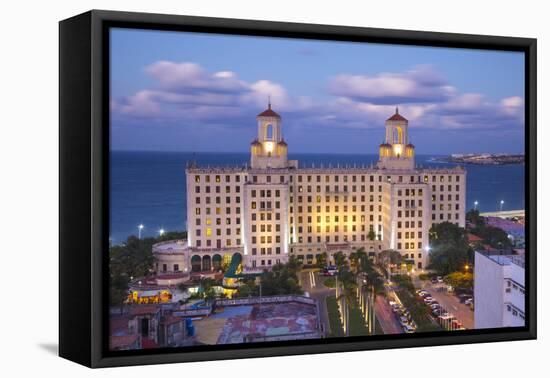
left=474, top=251, right=526, bottom=328
left=154, top=104, right=466, bottom=275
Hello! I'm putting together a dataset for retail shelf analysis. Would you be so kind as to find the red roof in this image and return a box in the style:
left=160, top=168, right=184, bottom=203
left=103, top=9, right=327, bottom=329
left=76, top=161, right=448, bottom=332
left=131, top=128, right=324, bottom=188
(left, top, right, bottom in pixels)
left=279, top=140, right=287, bottom=146
left=130, top=305, right=161, bottom=316
left=257, top=104, right=281, bottom=118
left=387, top=108, right=408, bottom=122
left=467, top=233, right=483, bottom=243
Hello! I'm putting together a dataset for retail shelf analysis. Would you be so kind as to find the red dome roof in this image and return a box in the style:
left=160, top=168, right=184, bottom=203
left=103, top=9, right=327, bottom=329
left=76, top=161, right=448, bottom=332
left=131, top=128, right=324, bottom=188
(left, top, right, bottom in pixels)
left=387, top=107, right=408, bottom=122
left=380, top=143, right=392, bottom=148
left=406, top=143, right=415, bottom=148
left=279, top=140, right=288, bottom=146
left=257, top=103, right=281, bottom=118
left=251, top=139, right=261, bottom=146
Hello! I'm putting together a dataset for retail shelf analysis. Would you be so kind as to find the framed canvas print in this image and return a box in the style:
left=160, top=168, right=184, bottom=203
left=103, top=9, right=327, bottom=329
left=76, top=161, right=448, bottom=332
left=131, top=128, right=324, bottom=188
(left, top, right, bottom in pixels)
left=59, top=10, right=536, bottom=368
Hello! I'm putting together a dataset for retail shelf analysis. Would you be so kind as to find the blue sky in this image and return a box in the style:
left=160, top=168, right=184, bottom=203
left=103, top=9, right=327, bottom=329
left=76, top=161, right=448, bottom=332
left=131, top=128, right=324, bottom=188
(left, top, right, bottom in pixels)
left=110, top=28, right=525, bottom=154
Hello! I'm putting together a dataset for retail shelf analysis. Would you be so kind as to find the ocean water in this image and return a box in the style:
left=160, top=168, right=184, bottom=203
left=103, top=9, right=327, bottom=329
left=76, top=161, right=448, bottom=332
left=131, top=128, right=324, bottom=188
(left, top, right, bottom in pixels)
left=110, top=151, right=525, bottom=243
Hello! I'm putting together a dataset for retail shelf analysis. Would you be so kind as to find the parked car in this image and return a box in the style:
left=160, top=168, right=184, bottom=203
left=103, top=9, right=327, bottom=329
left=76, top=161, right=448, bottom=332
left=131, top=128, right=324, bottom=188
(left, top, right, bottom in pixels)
left=437, top=276, right=444, bottom=283
left=323, top=266, right=338, bottom=276
left=403, top=324, right=415, bottom=333
left=430, top=303, right=440, bottom=310
left=464, top=298, right=473, bottom=306
left=431, top=277, right=438, bottom=284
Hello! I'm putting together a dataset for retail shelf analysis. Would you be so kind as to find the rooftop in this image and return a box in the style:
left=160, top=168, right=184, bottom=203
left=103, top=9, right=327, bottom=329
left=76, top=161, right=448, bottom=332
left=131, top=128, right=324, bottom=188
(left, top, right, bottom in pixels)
left=478, top=251, right=525, bottom=269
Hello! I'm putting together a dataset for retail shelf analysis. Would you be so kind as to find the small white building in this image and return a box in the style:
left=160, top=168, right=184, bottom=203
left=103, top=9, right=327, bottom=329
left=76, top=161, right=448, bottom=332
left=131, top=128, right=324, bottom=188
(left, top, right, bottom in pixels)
left=474, top=251, right=525, bottom=329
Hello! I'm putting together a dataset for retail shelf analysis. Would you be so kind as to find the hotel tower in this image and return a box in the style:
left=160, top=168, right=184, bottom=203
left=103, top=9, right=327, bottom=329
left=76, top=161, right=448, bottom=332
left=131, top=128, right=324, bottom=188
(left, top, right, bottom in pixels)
left=154, top=104, right=466, bottom=276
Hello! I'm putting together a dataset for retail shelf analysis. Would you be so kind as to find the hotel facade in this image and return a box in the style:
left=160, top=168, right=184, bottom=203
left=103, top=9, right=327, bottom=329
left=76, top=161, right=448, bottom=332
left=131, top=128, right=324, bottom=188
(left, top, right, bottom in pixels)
left=153, top=104, right=466, bottom=275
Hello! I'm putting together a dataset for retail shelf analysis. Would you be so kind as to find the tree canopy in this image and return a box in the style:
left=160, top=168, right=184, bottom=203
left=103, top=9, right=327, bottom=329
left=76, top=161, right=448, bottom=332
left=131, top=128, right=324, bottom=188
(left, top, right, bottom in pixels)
left=428, top=222, right=472, bottom=275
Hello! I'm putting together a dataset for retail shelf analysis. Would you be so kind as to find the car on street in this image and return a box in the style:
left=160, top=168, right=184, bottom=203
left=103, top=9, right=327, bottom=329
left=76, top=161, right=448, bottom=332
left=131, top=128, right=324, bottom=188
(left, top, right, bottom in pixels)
left=402, top=324, right=415, bottom=333
left=322, top=266, right=338, bottom=276
left=437, top=276, right=444, bottom=283
left=431, top=277, right=438, bottom=284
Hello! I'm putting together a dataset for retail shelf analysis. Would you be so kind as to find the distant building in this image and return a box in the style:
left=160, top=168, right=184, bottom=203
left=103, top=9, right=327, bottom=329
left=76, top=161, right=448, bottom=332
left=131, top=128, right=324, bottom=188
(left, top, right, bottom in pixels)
left=474, top=251, right=525, bottom=328
left=154, top=105, right=466, bottom=274
left=485, top=216, right=525, bottom=248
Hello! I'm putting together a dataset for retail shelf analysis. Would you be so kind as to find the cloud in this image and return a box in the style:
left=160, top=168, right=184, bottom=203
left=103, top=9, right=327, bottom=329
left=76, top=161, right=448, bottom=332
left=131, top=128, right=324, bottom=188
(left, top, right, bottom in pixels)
left=112, top=62, right=524, bottom=142
left=328, top=65, right=455, bottom=105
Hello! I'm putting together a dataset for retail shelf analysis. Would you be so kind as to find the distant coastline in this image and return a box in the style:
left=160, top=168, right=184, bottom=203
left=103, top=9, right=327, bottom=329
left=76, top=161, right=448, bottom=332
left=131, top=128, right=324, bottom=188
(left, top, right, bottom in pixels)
left=431, top=153, right=524, bottom=165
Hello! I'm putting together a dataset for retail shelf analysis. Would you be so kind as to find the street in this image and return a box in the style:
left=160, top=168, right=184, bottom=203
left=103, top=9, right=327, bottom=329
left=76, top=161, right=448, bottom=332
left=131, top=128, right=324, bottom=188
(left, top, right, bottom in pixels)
left=412, top=273, right=474, bottom=329
left=375, top=294, right=403, bottom=334
left=299, top=269, right=333, bottom=336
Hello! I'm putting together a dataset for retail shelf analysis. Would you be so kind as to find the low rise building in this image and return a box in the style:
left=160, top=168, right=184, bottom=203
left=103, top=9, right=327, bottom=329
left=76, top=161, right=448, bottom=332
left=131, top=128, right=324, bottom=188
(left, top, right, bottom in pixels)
left=474, top=251, right=525, bottom=328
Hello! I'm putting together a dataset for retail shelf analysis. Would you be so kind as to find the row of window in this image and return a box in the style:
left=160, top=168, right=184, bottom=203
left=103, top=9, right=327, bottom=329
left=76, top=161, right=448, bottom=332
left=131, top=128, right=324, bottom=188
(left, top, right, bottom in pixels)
left=195, top=196, right=241, bottom=205
left=251, top=224, right=281, bottom=233
left=192, top=173, right=462, bottom=185
left=397, top=220, right=423, bottom=229
left=251, top=235, right=281, bottom=244
left=194, top=174, right=243, bottom=183
left=291, top=204, right=383, bottom=213
left=251, top=189, right=281, bottom=198
left=292, top=214, right=375, bottom=224
left=432, top=184, right=462, bottom=192
left=195, top=185, right=241, bottom=194
left=251, top=247, right=282, bottom=255
left=291, top=194, right=384, bottom=203
left=292, top=233, right=380, bottom=244
left=292, top=224, right=374, bottom=234
left=397, top=231, right=423, bottom=240
left=194, top=207, right=240, bottom=215
left=397, top=188, right=423, bottom=196
left=292, top=185, right=384, bottom=193
left=194, top=239, right=241, bottom=248
left=432, top=213, right=461, bottom=221
left=195, top=217, right=241, bottom=226
left=196, top=228, right=241, bottom=237
left=396, top=241, right=423, bottom=250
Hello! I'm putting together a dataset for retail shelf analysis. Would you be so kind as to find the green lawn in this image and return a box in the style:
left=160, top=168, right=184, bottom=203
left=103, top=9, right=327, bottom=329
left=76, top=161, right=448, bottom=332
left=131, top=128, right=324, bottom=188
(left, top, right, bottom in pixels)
left=326, top=295, right=371, bottom=337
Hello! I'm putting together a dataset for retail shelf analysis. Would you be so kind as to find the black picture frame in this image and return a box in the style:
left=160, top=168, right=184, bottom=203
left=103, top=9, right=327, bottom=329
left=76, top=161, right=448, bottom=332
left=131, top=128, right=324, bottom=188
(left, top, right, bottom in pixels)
left=59, top=9, right=537, bottom=368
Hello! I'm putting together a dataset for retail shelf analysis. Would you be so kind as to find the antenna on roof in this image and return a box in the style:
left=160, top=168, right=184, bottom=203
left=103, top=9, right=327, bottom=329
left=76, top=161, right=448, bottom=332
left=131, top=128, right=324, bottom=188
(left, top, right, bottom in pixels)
left=268, top=95, right=271, bottom=109
left=396, top=106, right=399, bottom=114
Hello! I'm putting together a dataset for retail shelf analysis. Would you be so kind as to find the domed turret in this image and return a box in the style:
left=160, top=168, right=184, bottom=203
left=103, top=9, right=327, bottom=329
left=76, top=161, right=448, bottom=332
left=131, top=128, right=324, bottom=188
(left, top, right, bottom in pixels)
left=405, top=143, right=415, bottom=158
left=379, top=143, right=392, bottom=158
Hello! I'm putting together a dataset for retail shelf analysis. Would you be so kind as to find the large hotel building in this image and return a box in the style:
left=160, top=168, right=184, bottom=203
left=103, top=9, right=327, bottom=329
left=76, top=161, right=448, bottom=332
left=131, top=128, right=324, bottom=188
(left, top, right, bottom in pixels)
left=154, top=104, right=466, bottom=275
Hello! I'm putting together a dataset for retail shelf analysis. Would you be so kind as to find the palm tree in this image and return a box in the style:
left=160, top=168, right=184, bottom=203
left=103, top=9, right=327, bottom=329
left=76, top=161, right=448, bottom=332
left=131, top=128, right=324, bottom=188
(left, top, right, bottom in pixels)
left=378, top=249, right=402, bottom=279
left=333, top=251, right=347, bottom=272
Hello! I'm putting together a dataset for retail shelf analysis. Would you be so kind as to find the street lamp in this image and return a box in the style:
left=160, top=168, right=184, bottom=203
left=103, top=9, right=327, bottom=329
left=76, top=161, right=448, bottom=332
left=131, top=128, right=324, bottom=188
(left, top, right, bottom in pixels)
left=464, top=264, right=469, bottom=272
left=159, top=228, right=165, bottom=237
left=138, top=224, right=144, bottom=239
left=474, top=201, right=478, bottom=210
left=499, top=200, right=505, bottom=212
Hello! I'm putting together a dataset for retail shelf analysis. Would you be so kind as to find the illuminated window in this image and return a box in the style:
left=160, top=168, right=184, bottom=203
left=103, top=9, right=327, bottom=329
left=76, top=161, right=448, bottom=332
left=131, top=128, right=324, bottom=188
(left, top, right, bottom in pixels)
left=206, top=228, right=212, bottom=237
